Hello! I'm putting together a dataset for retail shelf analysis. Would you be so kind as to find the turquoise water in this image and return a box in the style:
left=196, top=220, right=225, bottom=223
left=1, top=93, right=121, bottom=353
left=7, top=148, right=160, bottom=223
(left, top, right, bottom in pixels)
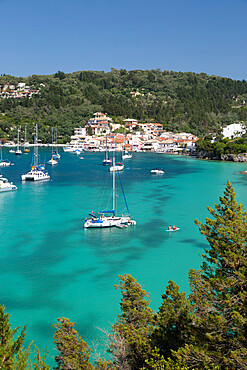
left=1, top=149, right=247, bottom=365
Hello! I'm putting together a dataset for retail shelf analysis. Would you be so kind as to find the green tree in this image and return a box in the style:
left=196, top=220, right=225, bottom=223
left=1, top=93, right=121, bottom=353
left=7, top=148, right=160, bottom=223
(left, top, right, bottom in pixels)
left=147, top=182, right=247, bottom=369
left=0, top=304, right=28, bottom=369
left=31, top=344, right=50, bottom=369
left=54, top=71, right=66, bottom=80
left=53, top=317, right=94, bottom=369
left=108, top=274, right=155, bottom=370
left=175, top=181, right=247, bottom=369
left=153, top=280, right=194, bottom=359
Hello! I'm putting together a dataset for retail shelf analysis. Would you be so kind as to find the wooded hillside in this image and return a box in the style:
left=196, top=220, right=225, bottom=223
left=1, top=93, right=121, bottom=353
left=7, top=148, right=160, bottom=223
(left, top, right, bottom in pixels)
left=0, top=69, right=247, bottom=143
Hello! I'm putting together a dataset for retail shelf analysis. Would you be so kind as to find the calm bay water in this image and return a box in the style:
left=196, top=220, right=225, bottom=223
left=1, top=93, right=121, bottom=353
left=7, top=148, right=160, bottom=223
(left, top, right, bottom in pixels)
left=1, top=148, right=247, bottom=365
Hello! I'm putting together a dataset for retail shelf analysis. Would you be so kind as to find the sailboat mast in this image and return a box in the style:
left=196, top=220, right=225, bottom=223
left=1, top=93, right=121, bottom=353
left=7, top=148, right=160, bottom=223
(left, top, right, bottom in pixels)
left=34, top=124, right=38, bottom=167
left=56, top=127, right=58, bottom=152
left=17, top=128, right=19, bottom=151
left=113, top=152, right=115, bottom=211
left=124, top=129, right=126, bottom=154
left=106, top=135, right=108, bottom=160
left=51, top=127, right=54, bottom=156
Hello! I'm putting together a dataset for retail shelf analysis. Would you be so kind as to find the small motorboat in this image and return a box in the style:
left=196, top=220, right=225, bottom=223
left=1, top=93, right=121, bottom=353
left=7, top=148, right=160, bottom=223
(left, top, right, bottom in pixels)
left=115, top=223, right=128, bottom=229
left=0, top=176, right=17, bottom=192
left=79, top=156, right=84, bottom=159
left=151, top=168, right=165, bottom=174
left=166, top=227, right=180, bottom=232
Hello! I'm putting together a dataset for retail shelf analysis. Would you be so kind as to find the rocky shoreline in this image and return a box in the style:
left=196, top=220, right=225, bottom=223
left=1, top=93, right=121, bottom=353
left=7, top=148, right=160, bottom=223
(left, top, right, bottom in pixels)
left=197, top=151, right=247, bottom=162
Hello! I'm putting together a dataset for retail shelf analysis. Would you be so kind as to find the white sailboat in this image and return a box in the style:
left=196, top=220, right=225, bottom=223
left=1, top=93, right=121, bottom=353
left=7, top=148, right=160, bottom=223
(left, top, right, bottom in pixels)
left=24, top=126, right=30, bottom=153
left=21, top=124, right=50, bottom=181
left=103, top=135, right=112, bottom=165
left=15, top=128, right=22, bottom=155
left=122, top=131, right=132, bottom=160
left=52, top=127, right=61, bottom=160
left=84, top=154, right=136, bottom=228
left=47, top=127, right=58, bottom=166
left=0, top=145, right=11, bottom=167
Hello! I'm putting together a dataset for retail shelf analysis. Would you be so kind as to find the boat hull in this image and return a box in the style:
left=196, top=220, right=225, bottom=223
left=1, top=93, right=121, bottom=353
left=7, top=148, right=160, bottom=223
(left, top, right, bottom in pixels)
left=84, top=216, right=130, bottom=228
left=47, top=159, right=58, bottom=166
left=0, top=162, right=11, bottom=167
left=122, top=154, right=132, bottom=159
left=21, top=170, right=50, bottom=181
left=110, top=165, right=124, bottom=172
left=0, top=186, right=17, bottom=192
left=103, top=159, right=111, bottom=165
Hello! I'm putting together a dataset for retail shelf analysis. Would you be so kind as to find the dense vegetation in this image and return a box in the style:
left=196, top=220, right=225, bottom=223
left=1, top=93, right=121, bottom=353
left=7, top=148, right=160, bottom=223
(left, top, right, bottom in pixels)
left=196, top=135, right=247, bottom=158
left=1, top=182, right=247, bottom=369
left=0, top=69, right=247, bottom=143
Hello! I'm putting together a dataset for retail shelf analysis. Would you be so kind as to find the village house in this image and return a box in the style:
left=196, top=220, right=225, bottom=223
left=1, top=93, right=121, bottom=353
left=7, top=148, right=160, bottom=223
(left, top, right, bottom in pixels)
left=108, top=134, right=125, bottom=151
left=123, top=118, right=138, bottom=126
left=86, top=112, right=112, bottom=135
left=141, top=139, right=159, bottom=151
left=126, top=133, right=144, bottom=151
left=156, top=137, right=176, bottom=152
left=152, top=123, right=163, bottom=131
left=125, top=123, right=138, bottom=132
left=70, top=127, right=87, bottom=145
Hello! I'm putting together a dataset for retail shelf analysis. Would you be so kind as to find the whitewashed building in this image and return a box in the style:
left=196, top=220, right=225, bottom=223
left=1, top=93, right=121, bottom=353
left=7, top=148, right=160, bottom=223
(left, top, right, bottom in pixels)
left=70, top=127, right=87, bottom=145
left=86, top=112, right=112, bottom=135
left=222, top=123, right=246, bottom=139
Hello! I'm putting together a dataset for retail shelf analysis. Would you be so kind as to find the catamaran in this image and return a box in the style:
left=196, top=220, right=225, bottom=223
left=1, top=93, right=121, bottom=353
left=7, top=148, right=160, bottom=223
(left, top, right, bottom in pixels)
left=21, top=124, right=50, bottom=181
left=84, top=154, right=136, bottom=228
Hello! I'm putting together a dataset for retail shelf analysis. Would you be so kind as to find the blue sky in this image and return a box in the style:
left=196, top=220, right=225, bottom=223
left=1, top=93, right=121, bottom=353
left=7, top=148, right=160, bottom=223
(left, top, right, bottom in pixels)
left=1, top=0, right=246, bottom=80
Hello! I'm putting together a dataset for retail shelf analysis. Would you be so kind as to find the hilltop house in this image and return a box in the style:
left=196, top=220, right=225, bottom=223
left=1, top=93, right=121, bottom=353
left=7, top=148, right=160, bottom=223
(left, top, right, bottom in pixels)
left=0, top=82, right=40, bottom=99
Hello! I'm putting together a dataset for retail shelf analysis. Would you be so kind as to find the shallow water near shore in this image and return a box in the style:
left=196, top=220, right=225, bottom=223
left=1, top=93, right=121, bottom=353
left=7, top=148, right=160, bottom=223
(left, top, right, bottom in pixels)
left=0, top=148, right=246, bottom=365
